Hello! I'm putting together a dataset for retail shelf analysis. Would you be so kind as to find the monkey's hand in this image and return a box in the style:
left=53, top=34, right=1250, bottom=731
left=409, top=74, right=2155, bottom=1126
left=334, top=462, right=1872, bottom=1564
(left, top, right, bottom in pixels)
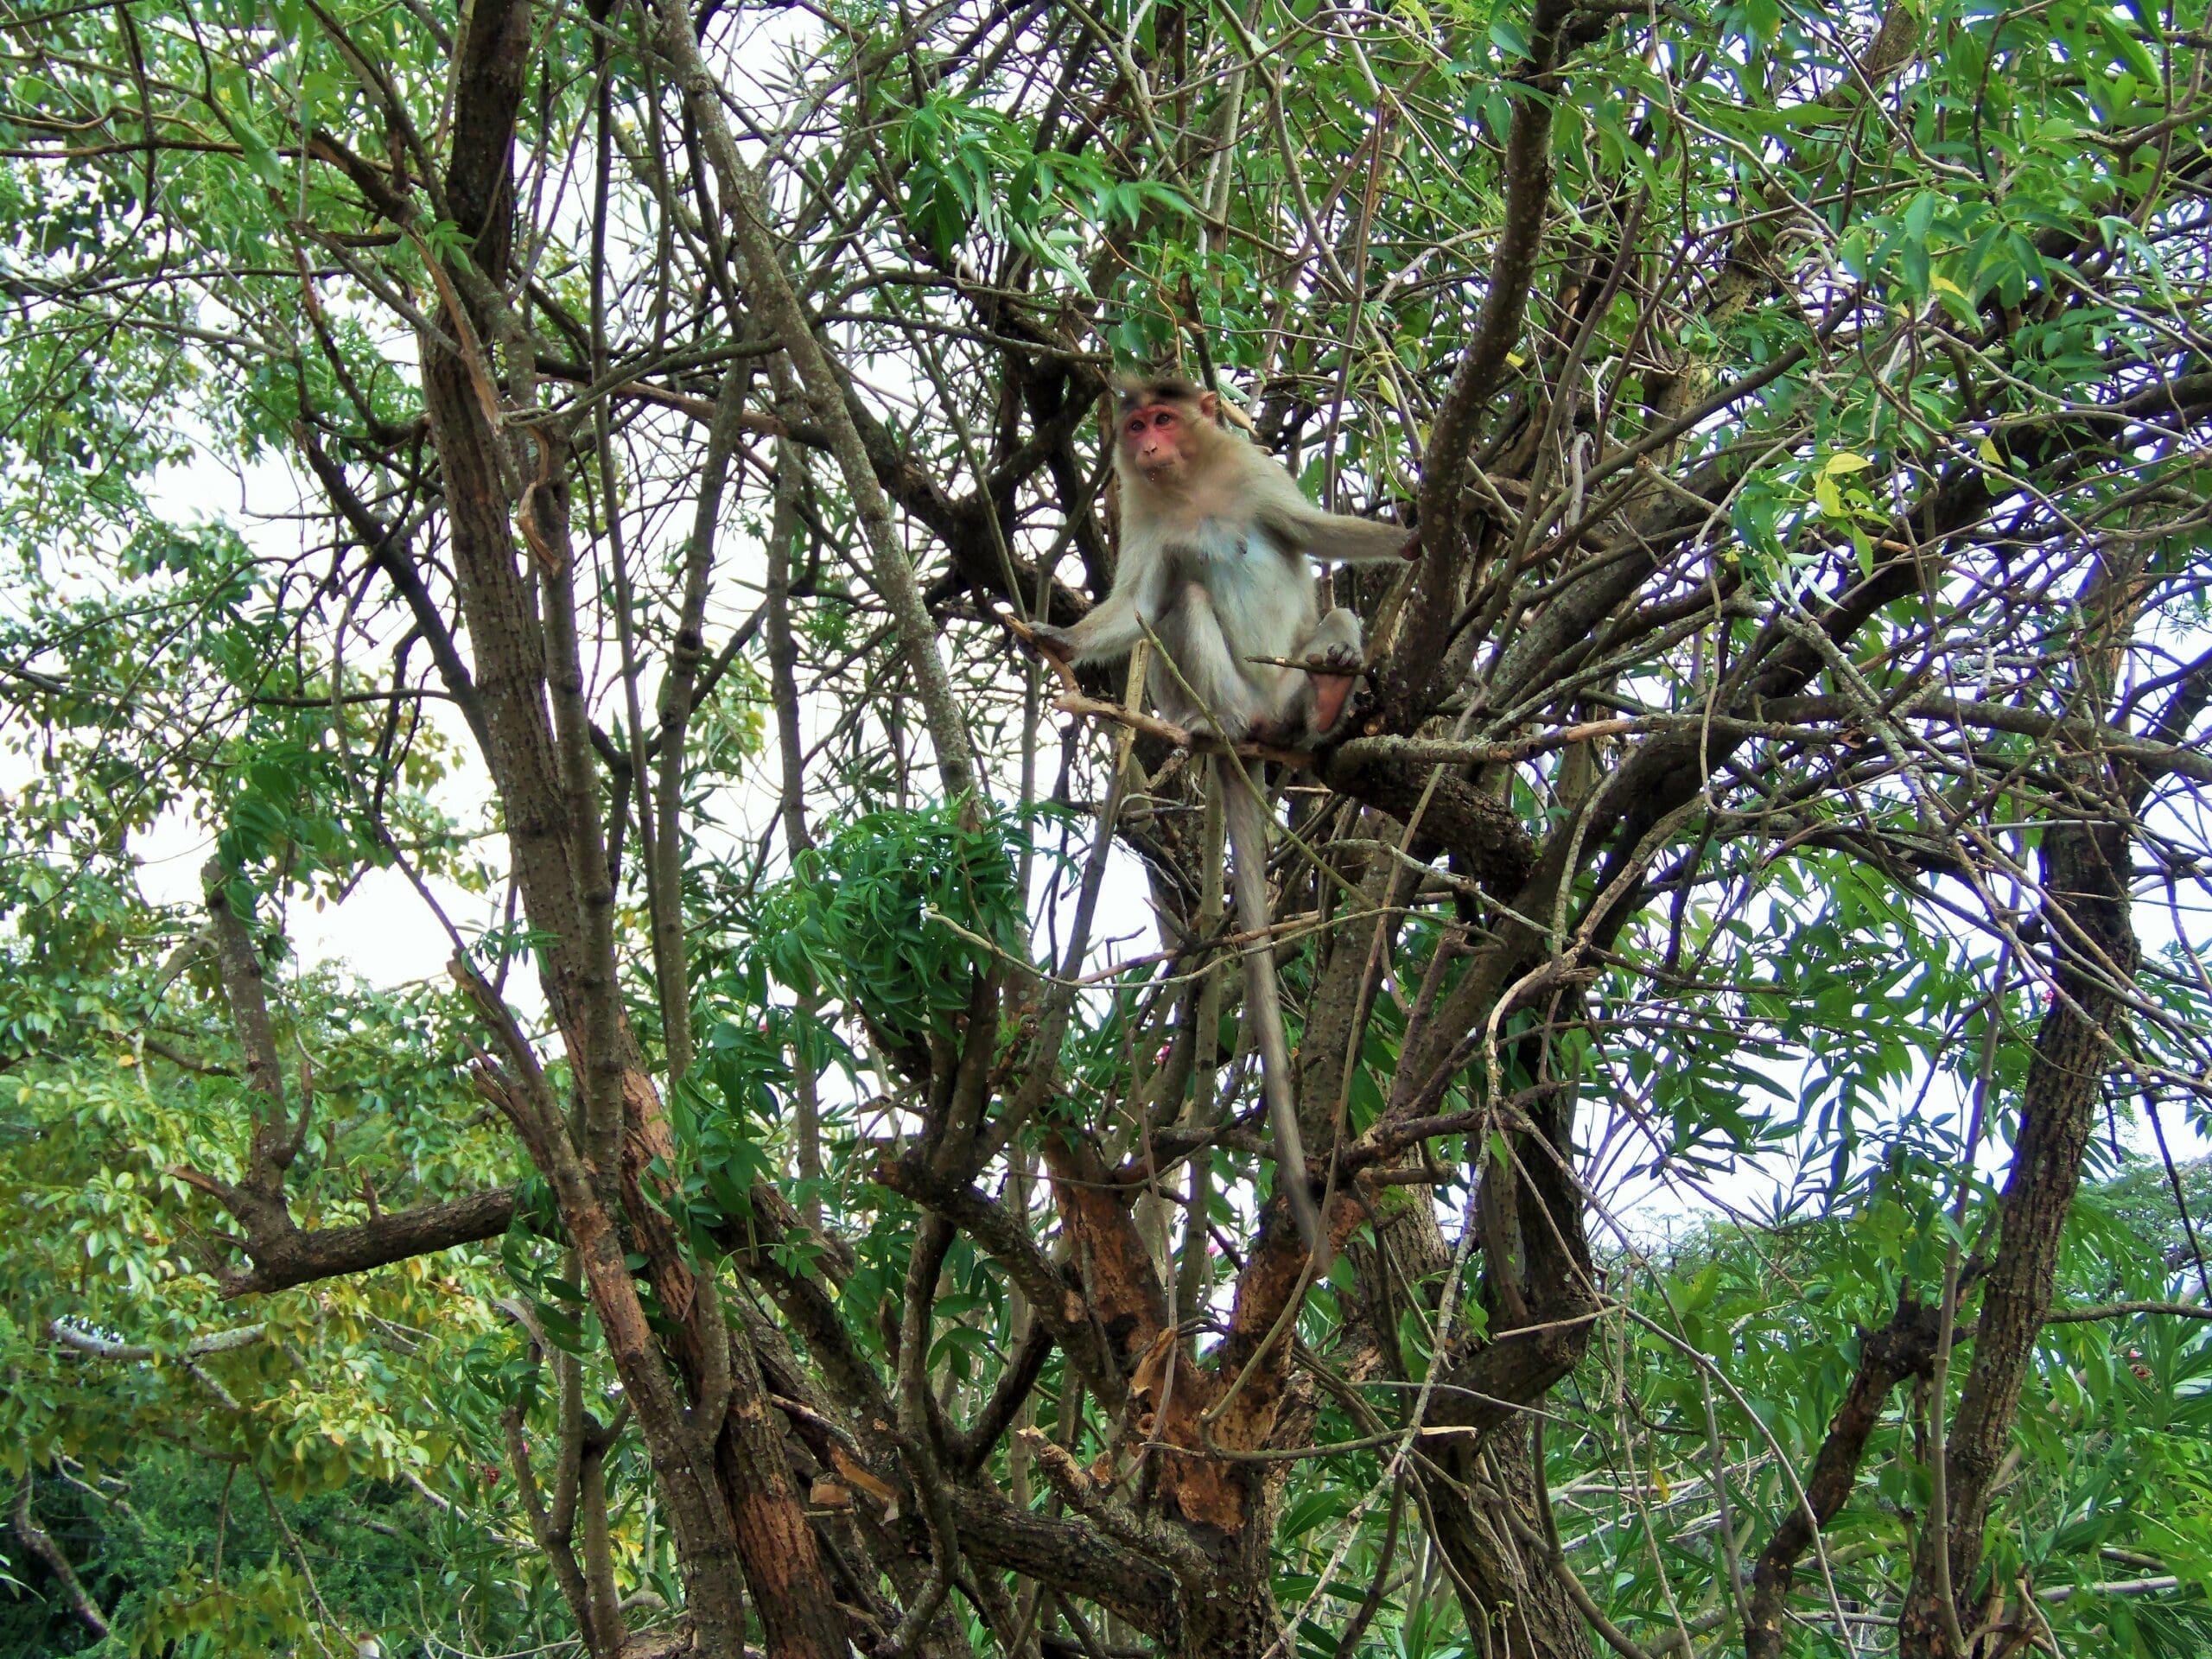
left=1003, top=613, right=1077, bottom=662
left=1398, top=526, right=1422, bottom=561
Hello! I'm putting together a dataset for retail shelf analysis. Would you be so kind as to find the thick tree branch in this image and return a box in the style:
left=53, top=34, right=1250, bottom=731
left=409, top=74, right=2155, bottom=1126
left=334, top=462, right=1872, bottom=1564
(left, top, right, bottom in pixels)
left=207, top=1188, right=520, bottom=1298
left=1745, top=1294, right=1942, bottom=1659
left=11, top=1481, right=108, bottom=1639
left=1391, top=0, right=1578, bottom=721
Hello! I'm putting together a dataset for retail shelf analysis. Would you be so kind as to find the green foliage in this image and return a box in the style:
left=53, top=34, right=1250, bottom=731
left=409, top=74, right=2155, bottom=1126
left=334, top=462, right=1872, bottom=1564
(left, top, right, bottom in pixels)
left=1554, top=1160, right=2212, bottom=1658
left=1, top=0, right=2209, bottom=1654
left=0, top=947, right=574, bottom=1649
left=887, top=92, right=1185, bottom=285
left=750, top=799, right=1032, bottom=1053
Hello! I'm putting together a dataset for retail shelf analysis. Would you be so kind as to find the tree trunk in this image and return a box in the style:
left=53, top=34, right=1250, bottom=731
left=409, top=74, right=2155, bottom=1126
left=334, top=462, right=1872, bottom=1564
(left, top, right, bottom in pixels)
left=1339, top=1018, right=1597, bottom=1659
left=1176, top=1577, right=1285, bottom=1659
left=1897, top=815, right=2137, bottom=1655
left=1425, top=1426, right=1592, bottom=1659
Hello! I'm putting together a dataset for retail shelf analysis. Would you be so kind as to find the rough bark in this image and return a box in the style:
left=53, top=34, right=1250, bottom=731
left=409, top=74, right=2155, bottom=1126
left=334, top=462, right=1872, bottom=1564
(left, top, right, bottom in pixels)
left=1896, top=814, right=2138, bottom=1655
left=185, top=865, right=521, bottom=1296
left=386, top=4, right=851, bottom=1655
left=1421, top=1077, right=1598, bottom=1659
left=1745, top=1296, right=1943, bottom=1659
left=216, top=1187, right=518, bottom=1296
left=1389, top=0, right=1576, bottom=723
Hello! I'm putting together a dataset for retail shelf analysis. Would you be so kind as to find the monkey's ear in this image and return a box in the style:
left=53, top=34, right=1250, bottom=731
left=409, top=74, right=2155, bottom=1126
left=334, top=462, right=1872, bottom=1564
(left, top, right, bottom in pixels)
left=1197, top=390, right=1219, bottom=422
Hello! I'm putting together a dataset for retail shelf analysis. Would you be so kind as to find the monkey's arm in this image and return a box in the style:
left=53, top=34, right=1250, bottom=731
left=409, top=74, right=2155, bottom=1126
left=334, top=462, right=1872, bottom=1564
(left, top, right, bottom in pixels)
left=1031, top=586, right=1146, bottom=664
left=1257, top=503, right=1420, bottom=567
left=1033, top=538, right=1172, bottom=663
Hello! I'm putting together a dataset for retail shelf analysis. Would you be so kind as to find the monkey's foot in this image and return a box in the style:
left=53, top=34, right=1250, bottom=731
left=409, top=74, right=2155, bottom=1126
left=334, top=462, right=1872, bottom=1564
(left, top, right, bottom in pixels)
left=1302, top=642, right=1364, bottom=734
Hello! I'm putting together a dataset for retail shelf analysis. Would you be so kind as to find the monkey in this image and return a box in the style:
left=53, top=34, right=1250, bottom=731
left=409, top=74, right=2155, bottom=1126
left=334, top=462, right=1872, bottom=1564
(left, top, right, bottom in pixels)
left=1029, top=375, right=1416, bottom=1248
left=1031, top=374, right=1416, bottom=745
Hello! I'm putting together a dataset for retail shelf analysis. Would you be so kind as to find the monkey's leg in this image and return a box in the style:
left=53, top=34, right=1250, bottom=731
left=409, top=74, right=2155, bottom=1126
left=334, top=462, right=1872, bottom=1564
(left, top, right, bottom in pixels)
left=1160, top=582, right=1262, bottom=737
left=1288, top=607, right=1366, bottom=739
left=1219, top=759, right=1322, bottom=1249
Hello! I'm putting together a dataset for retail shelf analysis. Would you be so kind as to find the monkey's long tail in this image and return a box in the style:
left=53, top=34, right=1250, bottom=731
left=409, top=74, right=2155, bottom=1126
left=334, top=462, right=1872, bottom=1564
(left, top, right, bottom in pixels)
left=1220, top=759, right=1324, bottom=1250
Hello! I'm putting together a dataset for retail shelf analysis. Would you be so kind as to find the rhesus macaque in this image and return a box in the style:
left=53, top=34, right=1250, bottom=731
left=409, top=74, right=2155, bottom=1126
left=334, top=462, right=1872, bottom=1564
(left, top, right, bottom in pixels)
left=1032, top=376, right=1415, bottom=1247
left=1031, top=376, right=1416, bottom=744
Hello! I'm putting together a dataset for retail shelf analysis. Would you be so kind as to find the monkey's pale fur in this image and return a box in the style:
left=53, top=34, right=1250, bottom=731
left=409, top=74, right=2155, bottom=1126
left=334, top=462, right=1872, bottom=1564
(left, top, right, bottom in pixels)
left=1038, top=377, right=1413, bottom=743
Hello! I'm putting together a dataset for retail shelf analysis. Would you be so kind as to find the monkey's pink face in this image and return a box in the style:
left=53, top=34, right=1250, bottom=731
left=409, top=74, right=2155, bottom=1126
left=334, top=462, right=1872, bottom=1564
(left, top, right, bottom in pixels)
left=1121, top=404, right=1195, bottom=480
